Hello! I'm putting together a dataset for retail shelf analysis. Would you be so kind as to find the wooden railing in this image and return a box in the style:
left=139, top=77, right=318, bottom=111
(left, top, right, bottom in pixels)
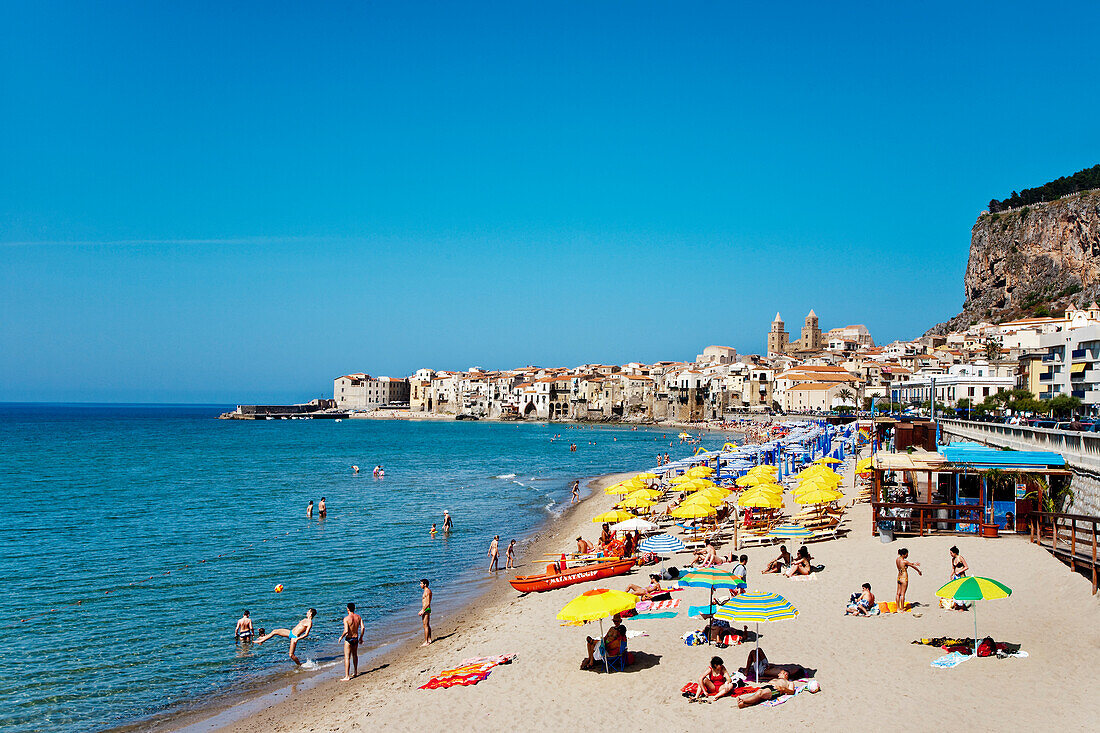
left=871, top=503, right=983, bottom=537
left=1029, top=511, right=1100, bottom=594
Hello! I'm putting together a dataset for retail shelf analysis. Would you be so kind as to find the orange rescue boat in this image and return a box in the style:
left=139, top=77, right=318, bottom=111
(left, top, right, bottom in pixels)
left=509, top=557, right=636, bottom=593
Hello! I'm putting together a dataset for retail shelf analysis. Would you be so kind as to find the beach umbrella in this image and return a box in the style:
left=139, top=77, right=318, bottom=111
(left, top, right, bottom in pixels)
left=557, top=588, right=638, bottom=673
left=814, top=457, right=842, bottom=465
left=621, top=478, right=648, bottom=491
left=625, top=488, right=661, bottom=501
left=696, top=487, right=731, bottom=503
left=736, top=474, right=769, bottom=488
left=768, top=524, right=813, bottom=539
left=604, top=483, right=633, bottom=496
left=794, top=488, right=843, bottom=505
left=691, top=466, right=715, bottom=476
left=738, top=492, right=782, bottom=509
left=610, top=517, right=658, bottom=533
left=670, top=503, right=716, bottom=519
left=592, top=509, right=634, bottom=524
left=713, top=591, right=798, bottom=666
left=744, top=483, right=783, bottom=494
left=681, top=479, right=717, bottom=491
left=935, top=577, right=1013, bottom=657
left=635, top=472, right=658, bottom=480
left=617, top=495, right=655, bottom=510
left=638, top=533, right=686, bottom=554
left=682, top=493, right=723, bottom=508
left=679, top=568, right=745, bottom=610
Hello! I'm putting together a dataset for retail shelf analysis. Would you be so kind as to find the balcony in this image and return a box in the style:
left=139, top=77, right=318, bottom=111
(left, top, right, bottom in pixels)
left=1039, top=372, right=1054, bottom=382
left=1072, top=349, right=1087, bottom=359
left=1041, top=354, right=1056, bottom=363
left=1072, top=390, right=1086, bottom=399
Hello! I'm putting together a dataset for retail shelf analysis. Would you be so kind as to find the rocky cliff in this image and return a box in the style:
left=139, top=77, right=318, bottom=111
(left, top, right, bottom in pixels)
left=930, top=189, right=1100, bottom=333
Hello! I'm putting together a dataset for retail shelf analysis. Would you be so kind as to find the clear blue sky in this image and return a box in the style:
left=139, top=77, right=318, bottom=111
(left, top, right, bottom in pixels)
left=2, top=2, right=1098, bottom=403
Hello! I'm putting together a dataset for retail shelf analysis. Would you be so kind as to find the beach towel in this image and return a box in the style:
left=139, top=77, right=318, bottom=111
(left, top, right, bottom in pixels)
left=632, top=599, right=681, bottom=619
left=788, top=573, right=816, bottom=582
left=681, top=682, right=757, bottom=698
left=763, top=683, right=813, bottom=707
left=688, top=604, right=719, bottom=618
left=930, top=651, right=969, bottom=669
left=420, top=654, right=516, bottom=690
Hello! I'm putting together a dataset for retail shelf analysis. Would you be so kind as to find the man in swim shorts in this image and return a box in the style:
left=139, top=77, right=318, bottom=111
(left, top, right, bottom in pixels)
left=419, top=579, right=433, bottom=647
left=736, top=669, right=820, bottom=707
left=234, top=610, right=253, bottom=643
left=340, top=603, right=363, bottom=680
left=318, top=497, right=326, bottom=518
left=256, top=608, right=315, bottom=665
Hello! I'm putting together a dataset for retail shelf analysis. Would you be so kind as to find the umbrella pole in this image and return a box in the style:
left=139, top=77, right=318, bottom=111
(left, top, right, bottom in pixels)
left=600, top=618, right=610, bottom=674
left=973, top=603, right=978, bottom=658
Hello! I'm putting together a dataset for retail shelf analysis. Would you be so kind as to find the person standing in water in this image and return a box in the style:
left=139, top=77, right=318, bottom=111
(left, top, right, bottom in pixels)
left=488, top=535, right=500, bottom=571
left=419, top=579, right=433, bottom=646
left=506, top=539, right=517, bottom=569
left=255, top=608, right=315, bottom=665
left=234, top=610, right=253, bottom=643
left=318, top=497, right=327, bottom=518
left=339, top=603, right=363, bottom=680
left=896, top=548, right=921, bottom=611
left=570, top=480, right=580, bottom=504
left=442, top=510, right=453, bottom=533
left=430, top=523, right=437, bottom=537
left=306, top=500, right=314, bottom=518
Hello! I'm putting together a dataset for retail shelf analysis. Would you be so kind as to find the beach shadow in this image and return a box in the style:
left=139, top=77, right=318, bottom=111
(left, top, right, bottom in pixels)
left=429, top=633, right=457, bottom=643
left=360, top=663, right=390, bottom=676
left=588, top=651, right=662, bottom=674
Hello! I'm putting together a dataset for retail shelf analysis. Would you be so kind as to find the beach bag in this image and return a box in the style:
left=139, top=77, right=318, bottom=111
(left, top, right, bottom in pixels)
left=683, top=630, right=707, bottom=646
left=977, top=637, right=995, bottom=657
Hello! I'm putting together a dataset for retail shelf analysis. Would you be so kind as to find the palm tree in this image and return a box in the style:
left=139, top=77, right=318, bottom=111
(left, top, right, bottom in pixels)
left=837, top=388, right=855, bottom=410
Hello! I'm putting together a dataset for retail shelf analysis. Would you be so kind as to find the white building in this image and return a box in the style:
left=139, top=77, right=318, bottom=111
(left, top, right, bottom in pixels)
left=894, top=363, right=1014, bottom=407
left=1035, top=323, right=1100, bottom=410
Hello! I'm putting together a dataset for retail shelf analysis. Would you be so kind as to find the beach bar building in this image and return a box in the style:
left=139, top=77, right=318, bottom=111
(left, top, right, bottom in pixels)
left=870, top=443, right=1070, bottom=538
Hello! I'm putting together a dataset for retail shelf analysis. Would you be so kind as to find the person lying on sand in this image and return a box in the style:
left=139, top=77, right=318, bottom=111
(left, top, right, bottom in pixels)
left=255, top=608, right=315, bottom=665
left=762, top=545, right=791, bottom=574
left=784, top=547, right=812, bottom=577
left=845, top=583, right=875, bottom=616
left=736, top=670, right=820, bottom=707
left=625, top=573, right=665, bottom=600
left=582, top=623, right=624, bottom=669
left=697, top=656, right=736, bottom=700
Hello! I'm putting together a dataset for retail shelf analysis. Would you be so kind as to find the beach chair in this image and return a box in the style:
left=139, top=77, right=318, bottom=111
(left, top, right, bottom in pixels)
left=604, top=639, right=629, bottom=672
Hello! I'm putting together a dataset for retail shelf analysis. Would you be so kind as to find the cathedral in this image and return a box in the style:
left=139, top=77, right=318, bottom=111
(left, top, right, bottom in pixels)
left=767, top=310, right=823, bottom=356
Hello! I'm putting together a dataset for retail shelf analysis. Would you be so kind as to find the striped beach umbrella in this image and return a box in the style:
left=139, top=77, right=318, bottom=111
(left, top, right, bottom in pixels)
left=768, top=524, right=813, bottom=539
left=935, top=576, right=1012, bottom=657
left=638, top=533, right=685, bottom=554
left=714, top=591, right=799, bottom=665
left=679, top=568, right=745, bottom=608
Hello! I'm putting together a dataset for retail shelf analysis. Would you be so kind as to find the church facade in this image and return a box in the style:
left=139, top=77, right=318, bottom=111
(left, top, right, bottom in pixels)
left=767, top=310, right=823, bottom=356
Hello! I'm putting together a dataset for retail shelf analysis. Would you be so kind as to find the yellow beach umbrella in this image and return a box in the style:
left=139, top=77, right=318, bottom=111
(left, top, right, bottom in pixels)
left=681, top=479, right=717, bottom=492
left=794, top=488, right=843, bottom=505
left=635, top=472, right=658, bottom=480
left=557, top=588, right=638, bottom=673
left=814, top=457, right=842, bottom=465
left=670, top=503, right=717, bottom=519
left=736, top=474, right=770, bottom=488
left=746, top=466, right=777, bottom=476
left=739, top=487, right=783, bottom=503
left=682, top=493, right=723, bottom=508
left=604, top=483, right=633, bottom=495
left=618, top=495, right=655, bottom=509
left=738, top=493, right=782, bottom=509
left=625, top=488, right=661, bottom=501
left=622, top=478, right=648, bottom=491
left=691, top=466, right=715, bottom=476
left=593, top=509, right=634, bottom=523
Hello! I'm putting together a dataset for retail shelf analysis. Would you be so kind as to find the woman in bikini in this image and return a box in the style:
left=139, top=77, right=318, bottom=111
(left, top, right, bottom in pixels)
left=949, top=546, right=968, bottom=579
left=783, top=547, right=812, bottom=577
left=696, top=656, right=736, bottom=699
left=896, top=547, right=921, bottom=611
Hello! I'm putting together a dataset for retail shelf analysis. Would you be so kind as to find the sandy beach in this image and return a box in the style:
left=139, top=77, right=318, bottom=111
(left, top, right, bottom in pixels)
left=189, top=464, right=1100, bottom=732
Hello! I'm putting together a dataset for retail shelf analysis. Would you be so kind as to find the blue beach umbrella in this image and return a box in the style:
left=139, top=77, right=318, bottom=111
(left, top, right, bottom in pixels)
left=639, top=533, right=685, bottom=572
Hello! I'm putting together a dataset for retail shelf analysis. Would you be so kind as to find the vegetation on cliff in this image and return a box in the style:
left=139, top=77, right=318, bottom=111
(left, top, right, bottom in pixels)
left=987, top=164, right=1100, bottom=212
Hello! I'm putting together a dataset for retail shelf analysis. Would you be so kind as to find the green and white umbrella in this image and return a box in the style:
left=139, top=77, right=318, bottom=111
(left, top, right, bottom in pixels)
left=936, top=576, right=1012, bottom=657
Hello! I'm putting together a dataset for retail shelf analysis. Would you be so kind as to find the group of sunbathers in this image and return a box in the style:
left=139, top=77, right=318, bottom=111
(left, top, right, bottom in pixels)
left=694, top=650, right=821, bottom=706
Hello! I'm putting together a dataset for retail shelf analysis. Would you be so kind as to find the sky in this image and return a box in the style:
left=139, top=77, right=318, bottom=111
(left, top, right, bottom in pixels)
left=2, top=1, right=1099, bottom=403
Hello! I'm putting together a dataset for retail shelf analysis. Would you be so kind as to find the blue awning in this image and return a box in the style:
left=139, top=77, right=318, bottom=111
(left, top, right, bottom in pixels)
left=939, top=443, right=1065, bottom=468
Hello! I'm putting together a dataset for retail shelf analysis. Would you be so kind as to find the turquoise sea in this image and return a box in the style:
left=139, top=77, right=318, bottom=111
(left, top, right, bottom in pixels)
left=0, top=404, right=738, bottom=732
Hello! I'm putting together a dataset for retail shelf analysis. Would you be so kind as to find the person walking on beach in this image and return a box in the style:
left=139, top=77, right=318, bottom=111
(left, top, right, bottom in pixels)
left=506, top=539, right=517, bottom=569
left=306, top=500, right=314, bottom=518
left=234, top=610, right=254, bottom=643
left=255, top=608, right=315, bottom=665
left=896, top=548, right=921, bottom=612
left=340, top=603, right=363, bottom=680
left=419, top=579, right=433, bottom=646
left=570, top=480, right=580, bottom=504
left=442, top=510, right=453, bottom=533
left=318, top=497, right=327, bottom=518
left=488, top=535, right=500, bottom=571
